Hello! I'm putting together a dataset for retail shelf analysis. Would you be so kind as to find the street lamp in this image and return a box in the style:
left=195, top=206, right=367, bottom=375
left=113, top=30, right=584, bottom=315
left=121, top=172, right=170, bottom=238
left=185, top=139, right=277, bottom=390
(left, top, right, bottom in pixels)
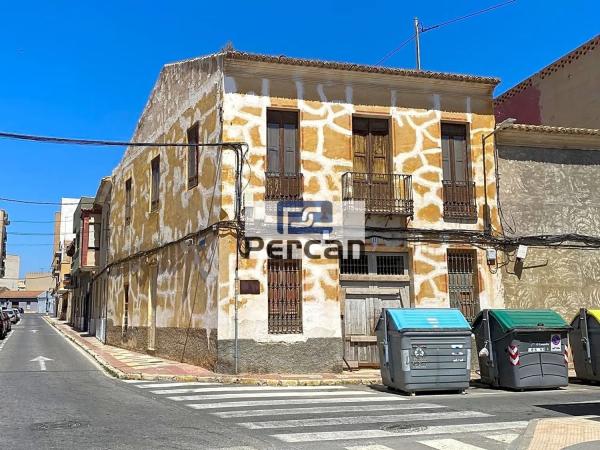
left=482, top=118, right=517, bottom=234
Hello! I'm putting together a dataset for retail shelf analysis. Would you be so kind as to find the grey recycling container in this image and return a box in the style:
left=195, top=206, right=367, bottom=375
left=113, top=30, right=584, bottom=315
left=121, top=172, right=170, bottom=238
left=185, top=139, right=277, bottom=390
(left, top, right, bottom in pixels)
left=570, top=308, right=600, bottom=383
left=376, top=308, right=472, bottom=394
left=473, top=309, right=571, bottom=390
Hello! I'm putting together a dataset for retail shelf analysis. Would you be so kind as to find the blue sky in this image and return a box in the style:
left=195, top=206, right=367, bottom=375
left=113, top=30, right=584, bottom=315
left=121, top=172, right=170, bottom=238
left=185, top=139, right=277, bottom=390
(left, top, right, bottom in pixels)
left=0, top=0, right=598, bottom=276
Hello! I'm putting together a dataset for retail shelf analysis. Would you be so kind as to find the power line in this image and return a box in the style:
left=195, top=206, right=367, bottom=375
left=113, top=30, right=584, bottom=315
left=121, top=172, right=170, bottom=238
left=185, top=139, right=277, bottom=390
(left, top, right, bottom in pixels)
left=375, top=33, right=417, bottom=65
left=0, top=131, right=245, bottom=148
left=0, top=196, right=79, bottom=206
left=376, top=0, right=517, bottom=65
left=9, top=220, right=57, bottom=224
left=421, top=0, right=517, bottom=32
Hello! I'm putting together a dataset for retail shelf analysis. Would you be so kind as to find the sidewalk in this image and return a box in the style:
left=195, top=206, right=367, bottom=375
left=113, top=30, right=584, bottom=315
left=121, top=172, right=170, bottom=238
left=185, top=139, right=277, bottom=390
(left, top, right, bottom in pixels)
left=511, top=417, right=600, bottom=450
left=44, top=316, right=382, bottom=385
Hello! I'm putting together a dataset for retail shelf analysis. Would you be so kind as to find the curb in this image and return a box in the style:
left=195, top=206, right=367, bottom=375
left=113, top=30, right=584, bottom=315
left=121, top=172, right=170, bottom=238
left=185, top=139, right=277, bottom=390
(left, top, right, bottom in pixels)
left=508, top=418, right=538, bottom=450
left=43, top=317, right=383, bottom=386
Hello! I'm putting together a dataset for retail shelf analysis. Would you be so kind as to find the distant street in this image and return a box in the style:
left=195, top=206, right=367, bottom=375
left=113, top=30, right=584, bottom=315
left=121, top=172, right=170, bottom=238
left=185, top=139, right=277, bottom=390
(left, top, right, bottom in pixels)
left=2, top=314, right=600, bottom=449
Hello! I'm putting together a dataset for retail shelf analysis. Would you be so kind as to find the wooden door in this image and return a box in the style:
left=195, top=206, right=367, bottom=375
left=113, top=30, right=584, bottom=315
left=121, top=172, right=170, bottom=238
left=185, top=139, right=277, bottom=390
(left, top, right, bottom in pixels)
left=341, top=252, right=409, bottom=367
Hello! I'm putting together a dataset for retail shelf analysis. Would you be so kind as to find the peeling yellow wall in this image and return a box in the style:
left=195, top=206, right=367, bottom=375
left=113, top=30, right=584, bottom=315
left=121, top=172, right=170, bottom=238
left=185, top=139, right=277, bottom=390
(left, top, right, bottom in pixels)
left=105, top=55, right=224, bottom=366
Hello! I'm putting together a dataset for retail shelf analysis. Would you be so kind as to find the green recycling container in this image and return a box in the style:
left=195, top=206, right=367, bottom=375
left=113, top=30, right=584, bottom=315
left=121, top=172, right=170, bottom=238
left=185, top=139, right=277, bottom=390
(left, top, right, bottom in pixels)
left=473, top=309, right=571, bottom=390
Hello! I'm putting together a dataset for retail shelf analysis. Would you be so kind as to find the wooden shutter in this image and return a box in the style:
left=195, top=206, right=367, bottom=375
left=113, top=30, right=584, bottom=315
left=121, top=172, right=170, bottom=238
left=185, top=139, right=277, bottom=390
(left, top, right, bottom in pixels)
left=266, top=121, right=280, bottom=173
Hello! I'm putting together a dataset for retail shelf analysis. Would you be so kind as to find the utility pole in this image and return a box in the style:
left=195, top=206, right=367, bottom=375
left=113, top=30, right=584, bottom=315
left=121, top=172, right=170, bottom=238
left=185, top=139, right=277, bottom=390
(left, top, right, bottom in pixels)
left=414, top=17, right=421, bottom=70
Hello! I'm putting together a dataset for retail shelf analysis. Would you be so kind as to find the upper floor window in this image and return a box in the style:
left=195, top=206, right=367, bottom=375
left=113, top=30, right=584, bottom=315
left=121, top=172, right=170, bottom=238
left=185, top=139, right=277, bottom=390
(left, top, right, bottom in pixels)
left=187, top=122, right=199, bottom=189
left=441, top=123, right=477, bottom=220
left=125, top=178, right=132, bottom=225
left=441, top=123, right=469, bottom=182
left=265, top=110, right=302, bottom=200
left=150, top=156, right=160, bottom=212
left=352, top=117, right=390, bottom=175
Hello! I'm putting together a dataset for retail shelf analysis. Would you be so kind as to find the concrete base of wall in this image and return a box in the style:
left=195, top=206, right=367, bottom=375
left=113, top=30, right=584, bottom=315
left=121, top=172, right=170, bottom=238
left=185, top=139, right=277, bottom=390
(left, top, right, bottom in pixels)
left=216, top=338, right=344, bottom=374
left=106, top=325, right=217, bottom=370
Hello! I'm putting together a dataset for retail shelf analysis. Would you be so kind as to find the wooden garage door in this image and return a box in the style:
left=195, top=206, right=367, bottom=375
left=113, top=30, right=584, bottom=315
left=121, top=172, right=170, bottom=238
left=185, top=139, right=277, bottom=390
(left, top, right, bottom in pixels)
left=340, top=252, right=410, bottom=367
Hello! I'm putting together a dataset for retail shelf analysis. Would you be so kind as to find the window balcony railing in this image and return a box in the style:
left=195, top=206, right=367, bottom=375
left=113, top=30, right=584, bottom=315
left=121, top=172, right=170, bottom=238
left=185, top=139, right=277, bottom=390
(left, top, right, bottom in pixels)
left=442, top=180, right=477, bottom=220
left=342, top=172, right=413, bottom=216
left=264, top=172, right=304, bottom=201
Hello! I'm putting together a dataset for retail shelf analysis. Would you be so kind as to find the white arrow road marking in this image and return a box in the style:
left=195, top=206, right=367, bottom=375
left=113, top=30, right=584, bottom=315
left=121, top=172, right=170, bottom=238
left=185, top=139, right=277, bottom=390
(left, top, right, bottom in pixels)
left=30, top=356, right=53, bottom=371
left=30, top=330, right=39, bottom=333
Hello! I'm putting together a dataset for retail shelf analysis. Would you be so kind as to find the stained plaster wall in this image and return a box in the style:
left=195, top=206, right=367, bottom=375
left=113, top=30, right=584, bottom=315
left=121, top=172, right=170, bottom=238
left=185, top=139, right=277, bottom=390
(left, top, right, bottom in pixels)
left=498, top=144, right=600, bottom=319
left=218, top=61, right=505, bottom=371
left=106, top=55, right=224, bottom=367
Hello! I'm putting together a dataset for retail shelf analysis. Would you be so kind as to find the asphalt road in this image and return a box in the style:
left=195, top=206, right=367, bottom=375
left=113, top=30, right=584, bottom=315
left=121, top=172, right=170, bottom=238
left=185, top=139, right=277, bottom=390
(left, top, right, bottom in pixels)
left=2, top=314, right=600, bottom=450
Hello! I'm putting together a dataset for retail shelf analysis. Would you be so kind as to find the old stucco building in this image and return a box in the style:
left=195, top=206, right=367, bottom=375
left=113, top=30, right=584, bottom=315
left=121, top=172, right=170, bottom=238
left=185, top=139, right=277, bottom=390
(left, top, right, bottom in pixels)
left=497, top=124, right=600, bottom=319
left=102, top=50, right=506, bottom=373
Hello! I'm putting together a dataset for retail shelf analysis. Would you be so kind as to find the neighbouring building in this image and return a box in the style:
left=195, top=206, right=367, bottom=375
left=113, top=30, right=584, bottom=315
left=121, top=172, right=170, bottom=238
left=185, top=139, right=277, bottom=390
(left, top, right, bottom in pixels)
left=0, top=210, right=8, bottom=278
left=67, top=197, right=101, bottom=331
left=101, top=49, right=506, bottom=373
left=0, top=255, right=20, bottom=291
left=496, top=124, right=600, bottom=318
left=0, top=290, right=44, bottom=312
left=89, top=177, right=111, bottom=342
left=25, top=272, right=54, bottom=291
left=52, top=198, right=78, bottom=320
left=495, top=35, right=599, bottom=128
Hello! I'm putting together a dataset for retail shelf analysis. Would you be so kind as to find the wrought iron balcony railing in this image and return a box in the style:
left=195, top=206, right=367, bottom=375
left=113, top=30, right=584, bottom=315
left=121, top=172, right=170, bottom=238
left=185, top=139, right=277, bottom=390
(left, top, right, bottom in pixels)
left=264, top=172, right=304, bottom=201
left=442, top=180, right=477, bottom=220
left=342, top=172, right=413, bottom=216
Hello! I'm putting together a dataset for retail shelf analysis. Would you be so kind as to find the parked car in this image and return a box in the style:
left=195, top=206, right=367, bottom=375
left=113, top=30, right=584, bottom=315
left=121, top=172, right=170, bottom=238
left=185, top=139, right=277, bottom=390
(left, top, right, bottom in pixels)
left=0, top=311, right=9, bottom=339
left=3, top=312, right=11, bottom=333
left=3, top=309, right=17, bottom=324
left=12, top=309, right=21, bottom=322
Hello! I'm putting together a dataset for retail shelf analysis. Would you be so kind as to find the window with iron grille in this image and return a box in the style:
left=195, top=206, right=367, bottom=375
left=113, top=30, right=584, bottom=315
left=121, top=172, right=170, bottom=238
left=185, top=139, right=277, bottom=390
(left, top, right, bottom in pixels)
left=339, top=252, right=369, bottom=275
left=187, top=122, right=199, bottom=189
left=268, top=259, right=303, bottom=334
left=125, top=178, right=132, bottom=225
left=340, top=252, right=407, bottom=276
left=150, top=156, right=160, bottom=211
left=376, top=255, right=405, bottom=275
left=447, top=250, right=479, bottom=323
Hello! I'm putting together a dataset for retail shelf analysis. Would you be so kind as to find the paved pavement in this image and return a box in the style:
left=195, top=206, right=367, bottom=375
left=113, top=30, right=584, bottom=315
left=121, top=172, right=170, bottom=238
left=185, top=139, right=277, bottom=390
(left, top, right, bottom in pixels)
left=44, top=315, right=382, bottom=385
left=3, top=314, right=600, bottom=449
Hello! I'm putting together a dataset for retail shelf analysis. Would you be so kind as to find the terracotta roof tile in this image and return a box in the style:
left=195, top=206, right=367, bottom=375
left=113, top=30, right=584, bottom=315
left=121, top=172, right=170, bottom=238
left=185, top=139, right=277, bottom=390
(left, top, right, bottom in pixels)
left=224, top=50, right=501, bottom=85
left=504, top=124, right=600, bottom=136
left=0, top=290, right=45, bottom=299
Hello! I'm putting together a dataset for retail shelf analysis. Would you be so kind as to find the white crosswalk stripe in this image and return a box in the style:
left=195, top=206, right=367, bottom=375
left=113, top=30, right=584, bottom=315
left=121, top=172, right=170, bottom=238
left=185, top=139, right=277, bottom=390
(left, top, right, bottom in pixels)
left=418, top=438, right=487, bottom=450
left=214, top=402, right=444, bottom=418
left=239, top=410, right=490, bottom=430
left=149, top=385, right=347, bottom=395
left=272, top=421, right=528, bottom=443
left=188, top=396, right=406, bottom=409
left=167, top=390, right=377, bottom=402
left=126, top=380, right=528, bottom=448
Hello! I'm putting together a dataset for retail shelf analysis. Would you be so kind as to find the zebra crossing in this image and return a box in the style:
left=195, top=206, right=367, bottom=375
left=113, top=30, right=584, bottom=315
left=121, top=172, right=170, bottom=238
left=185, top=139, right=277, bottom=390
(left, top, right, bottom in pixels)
left=124, top=380, right=525, bottom=448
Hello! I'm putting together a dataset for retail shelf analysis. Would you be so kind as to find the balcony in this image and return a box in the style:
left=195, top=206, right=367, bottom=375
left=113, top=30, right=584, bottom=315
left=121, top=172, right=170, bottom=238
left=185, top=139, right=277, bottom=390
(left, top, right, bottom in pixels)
left=442, top=180, right=477, bottom=220
left=265, top=172, right=304, bottom=201
left=342, top=172, right=413, bottom=216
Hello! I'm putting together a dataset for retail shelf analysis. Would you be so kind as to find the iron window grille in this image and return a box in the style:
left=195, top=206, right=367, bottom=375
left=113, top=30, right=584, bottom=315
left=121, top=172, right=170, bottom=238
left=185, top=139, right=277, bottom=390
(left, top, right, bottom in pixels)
left=447, top=250, right=479, bottom=323
left=268, top=259, right=303, bottom=334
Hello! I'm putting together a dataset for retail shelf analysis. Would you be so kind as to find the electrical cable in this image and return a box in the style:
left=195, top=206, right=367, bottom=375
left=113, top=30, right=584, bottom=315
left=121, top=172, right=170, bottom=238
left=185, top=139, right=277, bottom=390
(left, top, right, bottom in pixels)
left=375, top=33, right=417, bottom=65
left=421, top=0, right=517, bottom=33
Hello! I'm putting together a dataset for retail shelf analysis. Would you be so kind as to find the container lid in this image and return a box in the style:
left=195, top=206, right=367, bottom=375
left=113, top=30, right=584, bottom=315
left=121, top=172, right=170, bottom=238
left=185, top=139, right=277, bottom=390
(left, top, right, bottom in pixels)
left=588, top=310, right=600, bottom=323
left=381, top=308, right=471, bottom=332
left=487, top=309, right=570, bottom=333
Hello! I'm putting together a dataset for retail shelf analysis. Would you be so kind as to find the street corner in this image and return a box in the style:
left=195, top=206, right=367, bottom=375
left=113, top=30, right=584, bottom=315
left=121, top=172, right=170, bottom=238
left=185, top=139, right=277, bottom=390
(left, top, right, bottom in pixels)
left=510, top=417, right=600, bottom=450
